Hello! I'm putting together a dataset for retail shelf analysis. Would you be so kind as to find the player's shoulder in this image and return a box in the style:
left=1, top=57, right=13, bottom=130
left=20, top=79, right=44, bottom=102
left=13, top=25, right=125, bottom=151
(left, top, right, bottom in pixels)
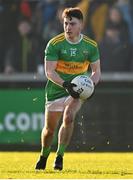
left=49, top=33, right=65, bottom=46
left=82, top=34, right=98, bottom=47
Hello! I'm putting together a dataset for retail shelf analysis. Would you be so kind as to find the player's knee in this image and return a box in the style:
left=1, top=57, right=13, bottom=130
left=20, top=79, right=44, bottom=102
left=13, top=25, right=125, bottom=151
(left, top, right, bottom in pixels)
left=64, top=111, right=74, bottom=126
left=44, top=127, right=54, bottom=137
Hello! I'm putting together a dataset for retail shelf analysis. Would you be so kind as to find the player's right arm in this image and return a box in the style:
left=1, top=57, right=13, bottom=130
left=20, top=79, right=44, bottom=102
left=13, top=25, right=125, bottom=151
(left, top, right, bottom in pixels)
left=45, top=60, right=64, bottom=87
left=45, top=40, right=65, bottom=87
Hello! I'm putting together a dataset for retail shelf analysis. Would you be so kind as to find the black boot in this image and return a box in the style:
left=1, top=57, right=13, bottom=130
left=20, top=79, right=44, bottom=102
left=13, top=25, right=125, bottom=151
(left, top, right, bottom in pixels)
left=35, top=156, right=48, bottom=170
left=53, top=155, right=63, bottom=170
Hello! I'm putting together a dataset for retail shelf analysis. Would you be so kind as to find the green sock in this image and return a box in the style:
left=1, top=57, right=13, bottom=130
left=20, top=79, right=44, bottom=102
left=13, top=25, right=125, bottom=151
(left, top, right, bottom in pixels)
left=57, top=144, right=66, bottom=157
left=41, top=146, right=51, bottom=157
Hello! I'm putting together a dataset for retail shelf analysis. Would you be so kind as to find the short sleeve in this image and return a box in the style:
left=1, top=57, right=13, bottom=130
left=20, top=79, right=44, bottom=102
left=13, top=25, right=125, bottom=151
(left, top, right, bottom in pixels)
left=89, top=44, right=100, bottom=63
left=45, top=41, right=59, bottom=61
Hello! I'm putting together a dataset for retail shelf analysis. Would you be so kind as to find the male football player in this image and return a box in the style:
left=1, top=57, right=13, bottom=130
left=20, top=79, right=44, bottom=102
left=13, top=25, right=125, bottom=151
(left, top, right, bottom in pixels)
left=35, top=7, right=101, bottom=170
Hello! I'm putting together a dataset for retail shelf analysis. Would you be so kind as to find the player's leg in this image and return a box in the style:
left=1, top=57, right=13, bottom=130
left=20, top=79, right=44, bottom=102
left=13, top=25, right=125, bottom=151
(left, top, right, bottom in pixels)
left=41, top=110, right=62, bottom=152
left=54, top=97, right=83, bottom=170
left=59, top=98, right=82, bottom=146
left=35, top=110, right=63, bottom=170
left=35, top=97, right=67, bottom=170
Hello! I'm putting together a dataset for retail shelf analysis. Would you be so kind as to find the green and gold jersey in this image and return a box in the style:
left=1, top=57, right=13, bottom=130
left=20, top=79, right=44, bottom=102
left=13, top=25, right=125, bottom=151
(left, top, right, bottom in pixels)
left=45, top=33, right=100, bottom=101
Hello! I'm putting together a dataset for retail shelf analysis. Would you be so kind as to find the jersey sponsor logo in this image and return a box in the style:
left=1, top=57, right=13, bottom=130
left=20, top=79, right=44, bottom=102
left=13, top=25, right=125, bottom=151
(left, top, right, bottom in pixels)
left=56, top=60, right=90, bottom=74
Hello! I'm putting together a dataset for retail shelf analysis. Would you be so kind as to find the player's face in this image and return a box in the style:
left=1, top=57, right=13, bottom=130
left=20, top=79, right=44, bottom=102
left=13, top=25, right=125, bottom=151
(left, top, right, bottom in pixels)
left=63, top=17, right=83, bottom=41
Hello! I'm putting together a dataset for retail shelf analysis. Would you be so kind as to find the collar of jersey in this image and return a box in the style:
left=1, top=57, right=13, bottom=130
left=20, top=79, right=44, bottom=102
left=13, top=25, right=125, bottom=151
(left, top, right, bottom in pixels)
left=65, top=34, right=83, bottom=44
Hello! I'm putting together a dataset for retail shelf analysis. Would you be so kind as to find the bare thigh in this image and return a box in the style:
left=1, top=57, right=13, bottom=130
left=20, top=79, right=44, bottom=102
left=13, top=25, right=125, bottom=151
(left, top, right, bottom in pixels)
left=63, top=97, right=83, bottom=124
left=44, top=110, right=63, bottom=131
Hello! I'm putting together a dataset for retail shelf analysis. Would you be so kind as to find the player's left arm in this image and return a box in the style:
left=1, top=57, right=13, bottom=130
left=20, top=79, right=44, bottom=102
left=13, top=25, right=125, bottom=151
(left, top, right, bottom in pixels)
left=90, top=59, right=101, bottom=85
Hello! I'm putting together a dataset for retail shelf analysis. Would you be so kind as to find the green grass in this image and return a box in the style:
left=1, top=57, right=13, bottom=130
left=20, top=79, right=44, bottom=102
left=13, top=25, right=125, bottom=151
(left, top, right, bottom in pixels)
left=0, top=152, right=133, bottom=179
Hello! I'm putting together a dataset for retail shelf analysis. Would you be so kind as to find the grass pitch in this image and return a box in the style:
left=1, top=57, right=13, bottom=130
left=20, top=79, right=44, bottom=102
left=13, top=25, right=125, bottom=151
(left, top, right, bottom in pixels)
left=0, top=152, right=133, bottom=179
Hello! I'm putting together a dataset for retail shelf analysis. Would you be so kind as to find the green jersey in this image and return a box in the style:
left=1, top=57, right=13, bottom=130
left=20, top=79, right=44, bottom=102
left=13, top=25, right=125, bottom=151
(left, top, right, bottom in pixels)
left=45, top=33, right=100, bottom=101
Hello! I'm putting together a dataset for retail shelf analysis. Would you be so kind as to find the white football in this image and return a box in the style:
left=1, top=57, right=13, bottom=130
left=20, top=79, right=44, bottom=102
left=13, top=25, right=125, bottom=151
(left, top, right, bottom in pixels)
left=71, top=75, right=94, bottom=100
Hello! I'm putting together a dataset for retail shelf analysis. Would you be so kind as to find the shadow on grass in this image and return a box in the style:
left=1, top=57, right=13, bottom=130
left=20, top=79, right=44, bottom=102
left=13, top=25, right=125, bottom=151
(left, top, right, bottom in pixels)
left=82, top=170, right=133, bottom=176
left=2, top=169, right=77, bottom=174
left=3, top=169, right=133, bottom=176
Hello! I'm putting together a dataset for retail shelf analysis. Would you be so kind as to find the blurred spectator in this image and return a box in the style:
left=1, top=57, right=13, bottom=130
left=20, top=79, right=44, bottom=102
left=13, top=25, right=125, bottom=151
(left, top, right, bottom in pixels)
left=99, top=22, right=133, bottom=72
left=17, top=17, right=34, bottom=72
left=20, top=0, right=32, bottom=19
left=115, top=0, right=133, bottom=44
left=0, top=0, right=38, bottom=74
left=0, top=0, right=20, bottom=73
left=38, top=0, right=59, bottom=26
left=84, top=0, right=116, bottom=42
left=5, top=17, right=38, bottom=73
left=106, top=6, right=130, bottom=43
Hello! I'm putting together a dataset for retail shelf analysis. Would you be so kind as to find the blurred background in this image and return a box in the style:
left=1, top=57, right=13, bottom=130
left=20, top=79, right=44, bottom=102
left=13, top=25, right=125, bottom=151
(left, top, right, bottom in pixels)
left=0, top=0, right=133, bottom=152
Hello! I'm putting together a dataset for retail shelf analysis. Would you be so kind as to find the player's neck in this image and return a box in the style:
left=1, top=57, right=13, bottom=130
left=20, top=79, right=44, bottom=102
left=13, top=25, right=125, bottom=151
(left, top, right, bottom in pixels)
left=65, top=34, right=82, bottom=44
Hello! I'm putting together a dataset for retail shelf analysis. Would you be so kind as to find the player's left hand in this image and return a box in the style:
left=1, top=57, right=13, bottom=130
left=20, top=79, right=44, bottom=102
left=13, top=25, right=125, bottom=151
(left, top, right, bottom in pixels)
left=63, top=81, right=80, bottom=98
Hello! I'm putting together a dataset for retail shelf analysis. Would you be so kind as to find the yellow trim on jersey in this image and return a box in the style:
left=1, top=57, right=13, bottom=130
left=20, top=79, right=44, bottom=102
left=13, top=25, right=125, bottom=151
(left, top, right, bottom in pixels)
left=83, top=35, right=97, bottom=45
left=83, top=35, right=97, bottom=47
left=51, top=33, right=64, bottom=41
left=52, top=35, right=64, bottom=44
left=56, top=60, right=90, bottom=74
left=50, top=33, right=65, bottom=45
left=52, top=37, right=65, bottom=45
left=83, top=38, right=97, bottom=47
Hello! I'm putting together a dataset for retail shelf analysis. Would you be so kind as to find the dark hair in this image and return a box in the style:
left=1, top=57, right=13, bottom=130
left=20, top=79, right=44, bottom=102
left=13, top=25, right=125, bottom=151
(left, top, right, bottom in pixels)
left=62, top=7, right=83, bottom=21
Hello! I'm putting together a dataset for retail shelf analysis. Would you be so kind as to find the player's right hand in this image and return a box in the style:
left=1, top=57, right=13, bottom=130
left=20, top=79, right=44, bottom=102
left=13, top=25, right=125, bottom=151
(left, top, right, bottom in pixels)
left=63, top=81, right=80, bottom=98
